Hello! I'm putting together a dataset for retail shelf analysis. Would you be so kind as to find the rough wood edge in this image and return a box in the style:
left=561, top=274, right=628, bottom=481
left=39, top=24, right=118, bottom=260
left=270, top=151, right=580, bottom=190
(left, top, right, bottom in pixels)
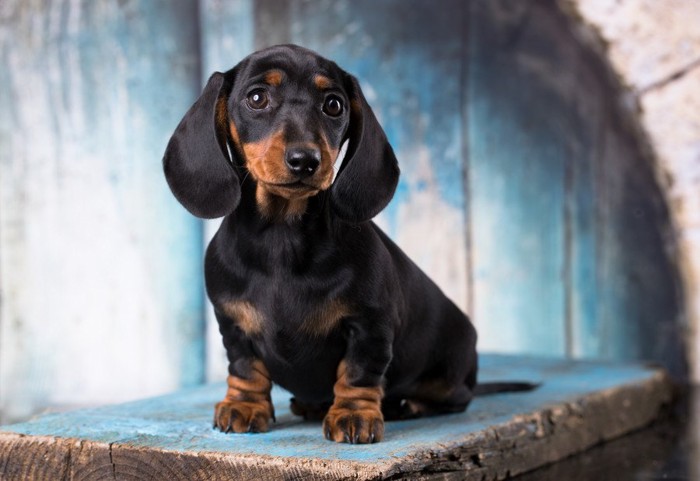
left=0, top=369, right=673, bottom=481
left=378, top=369, right=674, bottom=480
left=0, top=432, right=378, bottom=481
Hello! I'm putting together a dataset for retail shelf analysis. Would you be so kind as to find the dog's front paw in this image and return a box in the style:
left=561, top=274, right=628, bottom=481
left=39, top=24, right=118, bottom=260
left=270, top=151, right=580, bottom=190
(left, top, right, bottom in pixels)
left=323, top=405, right=384, bottom=444
left=213, top=400, right=273, bottom=433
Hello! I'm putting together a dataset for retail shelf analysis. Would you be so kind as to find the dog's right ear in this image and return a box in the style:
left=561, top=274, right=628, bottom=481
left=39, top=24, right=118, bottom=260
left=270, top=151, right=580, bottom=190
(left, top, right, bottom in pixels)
left=163, top=72, right=240, bottom=219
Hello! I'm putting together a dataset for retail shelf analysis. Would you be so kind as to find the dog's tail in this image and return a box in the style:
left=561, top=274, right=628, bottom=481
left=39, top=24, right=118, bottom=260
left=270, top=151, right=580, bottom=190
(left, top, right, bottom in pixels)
left=474, top=381, right=541, bottom=396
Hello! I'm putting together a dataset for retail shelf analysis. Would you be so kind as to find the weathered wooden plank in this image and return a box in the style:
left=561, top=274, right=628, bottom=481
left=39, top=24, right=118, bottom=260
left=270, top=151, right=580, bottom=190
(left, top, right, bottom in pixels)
left=0, top=355, right=673, bottom=480
left=199, top=0, right=256, bottom=382
left=534, top=2, right=684, bottom=371
left=200, top=0, right=255, bottom=75
left=198, top=0, right=470, bottom=380
left=467, top=2, right=568, bottom=354
left=279, top=0, right=470, bottom=310
left=596, top=120, right=685, bottom=373
left=0, top=0, right=687, bottom=427
left=465, top=1, right=685, bottom=374
left=550, top=4, right=684, bottom=373
left=0, top=0, right=205, bottom=423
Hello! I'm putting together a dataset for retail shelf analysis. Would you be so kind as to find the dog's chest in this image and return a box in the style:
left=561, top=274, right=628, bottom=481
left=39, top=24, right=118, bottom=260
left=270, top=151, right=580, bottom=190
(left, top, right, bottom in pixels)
left=217, top=279, right=350, bottom=402
left=218, top=226, right=355, bottom=338
left=219, top=292, right=350, bottom=339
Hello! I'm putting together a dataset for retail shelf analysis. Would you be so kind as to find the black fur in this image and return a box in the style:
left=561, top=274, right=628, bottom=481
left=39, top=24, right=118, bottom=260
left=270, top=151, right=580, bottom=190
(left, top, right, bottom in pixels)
left=163, top=45, right=526, bottom=443
left=164, top=72, right=240, bottom=219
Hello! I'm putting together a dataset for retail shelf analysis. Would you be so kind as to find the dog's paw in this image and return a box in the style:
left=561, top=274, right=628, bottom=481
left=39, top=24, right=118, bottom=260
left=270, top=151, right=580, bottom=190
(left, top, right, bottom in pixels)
left=213, top=400, right=273, bottom=433
left=322, top=406, right=384, bottom=444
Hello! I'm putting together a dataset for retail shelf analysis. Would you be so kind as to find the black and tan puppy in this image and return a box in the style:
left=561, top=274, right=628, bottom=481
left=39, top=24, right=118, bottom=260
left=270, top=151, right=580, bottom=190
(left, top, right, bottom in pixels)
left=163, top=44, right=478, bottom=444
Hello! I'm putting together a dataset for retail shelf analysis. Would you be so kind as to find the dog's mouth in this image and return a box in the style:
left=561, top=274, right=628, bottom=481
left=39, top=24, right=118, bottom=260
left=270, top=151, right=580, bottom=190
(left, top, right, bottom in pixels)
left=268, top=180, right=316, bottom=189
left=260, top=179, right=322, bottom=199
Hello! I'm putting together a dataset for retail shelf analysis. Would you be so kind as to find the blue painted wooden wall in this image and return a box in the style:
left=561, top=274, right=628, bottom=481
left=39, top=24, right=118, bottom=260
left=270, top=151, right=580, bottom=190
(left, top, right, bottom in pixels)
left=0, top=0, right=206, bottom=422
left=0, top=0, right=685, bottom=422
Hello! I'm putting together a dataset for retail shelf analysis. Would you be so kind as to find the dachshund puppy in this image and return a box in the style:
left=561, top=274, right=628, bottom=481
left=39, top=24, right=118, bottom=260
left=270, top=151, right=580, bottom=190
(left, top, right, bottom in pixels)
left=163, top=44, right=478, bottom=444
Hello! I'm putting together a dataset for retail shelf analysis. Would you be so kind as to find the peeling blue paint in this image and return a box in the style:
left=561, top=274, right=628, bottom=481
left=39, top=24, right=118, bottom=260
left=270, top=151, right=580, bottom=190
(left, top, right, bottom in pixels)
left=0, top=356, right=664, bottom=463
left=0, top=0, right=686, bottom=424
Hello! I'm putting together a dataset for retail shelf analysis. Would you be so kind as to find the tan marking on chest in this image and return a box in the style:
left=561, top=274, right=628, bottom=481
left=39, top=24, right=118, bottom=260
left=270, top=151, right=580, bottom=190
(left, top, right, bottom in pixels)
left=301, top=299, right=351, bottom=337
left=255, top=184, right=314, bottom=221
left=221, top=301, right=265, bottom=335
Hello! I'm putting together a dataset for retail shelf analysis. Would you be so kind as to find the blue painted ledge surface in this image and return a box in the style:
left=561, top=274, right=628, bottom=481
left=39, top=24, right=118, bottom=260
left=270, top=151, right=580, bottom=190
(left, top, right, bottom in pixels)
left=0, top=355, right=667, bottom=465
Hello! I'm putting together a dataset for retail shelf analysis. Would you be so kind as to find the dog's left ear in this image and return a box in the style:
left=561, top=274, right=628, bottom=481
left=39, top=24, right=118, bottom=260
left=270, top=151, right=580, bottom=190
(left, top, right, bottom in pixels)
left=330, top=74, right=400, bottom=223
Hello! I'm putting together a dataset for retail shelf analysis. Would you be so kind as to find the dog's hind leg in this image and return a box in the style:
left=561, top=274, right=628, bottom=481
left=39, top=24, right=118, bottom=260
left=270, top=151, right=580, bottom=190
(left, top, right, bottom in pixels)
left=392, top=376, right=475, bottom=420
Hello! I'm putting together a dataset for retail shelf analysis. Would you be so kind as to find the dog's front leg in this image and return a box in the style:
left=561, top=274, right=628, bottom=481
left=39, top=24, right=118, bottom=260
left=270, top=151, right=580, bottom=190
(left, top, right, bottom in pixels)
left=323, top=316, right=392, bottom=444
left=213, top=313, right=275, bottom=433
left=214, top=358, right=275, bottom=433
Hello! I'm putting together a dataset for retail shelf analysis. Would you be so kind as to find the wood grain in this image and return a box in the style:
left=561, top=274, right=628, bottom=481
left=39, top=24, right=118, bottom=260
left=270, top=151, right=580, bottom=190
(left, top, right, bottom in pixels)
left=0, top=356, right=673, bottom=480
left=0, top=0, right=688, bottom=423
left=0, top=0, right=206, bottom=422
left=200, top=0, right=256, bottom=383
left=283, top=0, right=471, bottom=311
left=465, top=1, right=684, bottom=373
left=467, top=2, right=569, bottom=354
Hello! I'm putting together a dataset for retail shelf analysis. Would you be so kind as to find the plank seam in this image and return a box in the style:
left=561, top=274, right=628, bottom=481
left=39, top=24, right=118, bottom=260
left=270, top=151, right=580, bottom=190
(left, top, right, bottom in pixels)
left=108, top=441, right=117, bottom=480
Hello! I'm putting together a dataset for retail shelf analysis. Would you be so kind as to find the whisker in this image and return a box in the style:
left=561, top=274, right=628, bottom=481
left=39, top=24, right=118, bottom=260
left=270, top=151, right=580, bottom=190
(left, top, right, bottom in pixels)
left=240, top=167, right=253, bottom=186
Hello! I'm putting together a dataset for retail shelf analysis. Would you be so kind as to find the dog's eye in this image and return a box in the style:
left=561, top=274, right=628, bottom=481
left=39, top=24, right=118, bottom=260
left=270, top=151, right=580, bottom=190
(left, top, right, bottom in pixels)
left=323, top=95, right=344, bottom=117
left=246, top=89, right=270, bottom=110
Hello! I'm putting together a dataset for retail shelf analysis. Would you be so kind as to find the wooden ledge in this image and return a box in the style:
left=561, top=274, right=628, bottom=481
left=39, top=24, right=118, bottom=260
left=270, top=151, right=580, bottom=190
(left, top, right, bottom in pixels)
left=0, top=355, right=673, bottom=480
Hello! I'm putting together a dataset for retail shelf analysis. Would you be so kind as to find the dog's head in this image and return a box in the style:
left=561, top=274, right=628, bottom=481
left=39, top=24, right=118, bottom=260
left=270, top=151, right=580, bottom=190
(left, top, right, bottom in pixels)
left=163, top=44, right=399, bottom=222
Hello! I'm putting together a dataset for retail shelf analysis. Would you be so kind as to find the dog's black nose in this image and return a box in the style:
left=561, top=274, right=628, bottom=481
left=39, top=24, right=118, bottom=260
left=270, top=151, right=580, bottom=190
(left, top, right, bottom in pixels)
left=285, top=147, right=321, bottom=178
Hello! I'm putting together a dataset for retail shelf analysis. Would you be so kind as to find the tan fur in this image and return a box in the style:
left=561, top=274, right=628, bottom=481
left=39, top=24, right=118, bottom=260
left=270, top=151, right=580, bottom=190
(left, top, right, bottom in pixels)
left=323, top=360, right=384, bottom=443
left=313, top=74, right=332, bottom=90
left=221, top=301, right=265, bottom=336
left=216, top=96, right=228, bottom=128
left=243, top=130, right=288, bottom=182
left=238, top=110, right=341, bottom=221
left=317, top=133, right=340, bottom=190
left=229, top=120, right=240, bottom=147
left=350, top=98, right=362, bottom=115
left=301, top=299, right=351, bottom=337
left=255, top=184, right=311, bottom=221
left=331, top=361, right=384, bottom=403
left=214, top=360, right=274, bottom=433
left=224, top=360, right=272, bottom=401
left=264, top=70, right=284, bottom=87
left=243, top=131, right=320, bottom=221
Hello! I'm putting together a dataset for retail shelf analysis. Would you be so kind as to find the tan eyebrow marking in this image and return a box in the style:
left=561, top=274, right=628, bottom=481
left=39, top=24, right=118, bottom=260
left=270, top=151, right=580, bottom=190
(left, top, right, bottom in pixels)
left=264, top=70, right=284, bottom=87
left=314, top=74, right=333, bottom=90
